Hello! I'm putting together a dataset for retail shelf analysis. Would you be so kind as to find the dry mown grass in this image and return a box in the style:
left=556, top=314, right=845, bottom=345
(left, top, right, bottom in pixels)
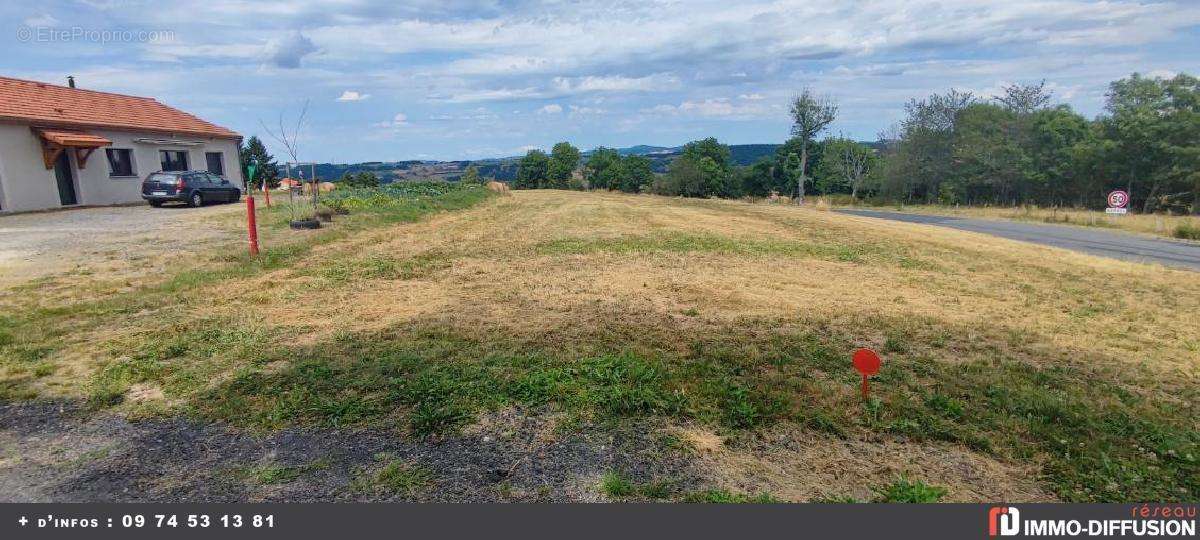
left=674, top=424, right=1054, bottom=502
left=2, top=189, right=1197, bottom=502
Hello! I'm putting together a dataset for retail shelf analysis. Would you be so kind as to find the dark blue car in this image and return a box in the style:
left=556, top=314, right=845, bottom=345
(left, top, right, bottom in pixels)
left=141, top=170, right=241, bottom=207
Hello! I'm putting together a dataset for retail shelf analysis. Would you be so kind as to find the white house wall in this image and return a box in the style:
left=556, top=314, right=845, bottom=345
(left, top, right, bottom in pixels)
left=0, top=123, right=60, bottom=212
left=0, top=122, right=243, bottom=213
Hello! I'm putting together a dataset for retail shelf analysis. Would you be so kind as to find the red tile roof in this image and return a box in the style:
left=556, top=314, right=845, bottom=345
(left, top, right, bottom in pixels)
left=0, top=76, right=240, bottom=139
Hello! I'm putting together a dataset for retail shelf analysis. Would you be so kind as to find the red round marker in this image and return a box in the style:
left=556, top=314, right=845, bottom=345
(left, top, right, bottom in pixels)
left=852, top=348, right=882, bottom=399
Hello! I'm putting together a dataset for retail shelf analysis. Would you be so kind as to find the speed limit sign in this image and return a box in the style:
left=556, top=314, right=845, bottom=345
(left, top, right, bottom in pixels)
left=1106, top=190, right=1129, bottom=214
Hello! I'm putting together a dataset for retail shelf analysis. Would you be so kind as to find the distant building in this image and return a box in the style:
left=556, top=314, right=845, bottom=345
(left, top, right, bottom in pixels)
left=0, top=75, right=242, bottom=212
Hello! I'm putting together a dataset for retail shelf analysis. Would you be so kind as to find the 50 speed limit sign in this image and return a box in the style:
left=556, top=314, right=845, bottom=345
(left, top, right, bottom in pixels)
left=1106, top=190, right=1129, bottom=214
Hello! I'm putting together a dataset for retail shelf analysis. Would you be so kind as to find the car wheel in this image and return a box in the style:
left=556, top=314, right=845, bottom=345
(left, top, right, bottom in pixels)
left=148, top=200, right=164, bottom=208
left=189, top=192, right=203, bottom=207
left=231, top=192, right=241, bottom=203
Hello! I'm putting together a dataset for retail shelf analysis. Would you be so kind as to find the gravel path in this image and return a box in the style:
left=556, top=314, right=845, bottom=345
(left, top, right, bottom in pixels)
left=838, top=209, right=1200, bottom=271
left=0, top=203, right=243, bottom=286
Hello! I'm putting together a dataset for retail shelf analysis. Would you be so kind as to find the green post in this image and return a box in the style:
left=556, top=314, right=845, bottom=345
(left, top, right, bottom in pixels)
left=246, top=161, right=258, bottom=191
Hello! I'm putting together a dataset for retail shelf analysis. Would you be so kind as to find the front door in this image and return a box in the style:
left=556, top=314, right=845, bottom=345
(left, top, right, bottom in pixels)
left=53, top=151, right=78, bottom=206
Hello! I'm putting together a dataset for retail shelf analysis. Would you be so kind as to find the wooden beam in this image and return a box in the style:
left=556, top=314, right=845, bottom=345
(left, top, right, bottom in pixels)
left=41, top=144, right=63, bottom=170
left=74, top=147, right=96, bottom=169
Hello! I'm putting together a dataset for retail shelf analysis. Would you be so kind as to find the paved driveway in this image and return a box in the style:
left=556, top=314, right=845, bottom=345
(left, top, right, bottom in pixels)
left=838, top=209, right=1200, bottom=271
left=0, top=203, right=243, bottom=286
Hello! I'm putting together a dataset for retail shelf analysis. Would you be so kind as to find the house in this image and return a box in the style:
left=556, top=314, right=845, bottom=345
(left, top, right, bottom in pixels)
left=0, top=75, right=243, bottom=213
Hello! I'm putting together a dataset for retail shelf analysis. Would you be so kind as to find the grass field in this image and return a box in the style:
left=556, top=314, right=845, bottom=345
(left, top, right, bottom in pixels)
left=827, top=200, right=1200, bottom=240
left=2, top=188, right=1197, bottom=502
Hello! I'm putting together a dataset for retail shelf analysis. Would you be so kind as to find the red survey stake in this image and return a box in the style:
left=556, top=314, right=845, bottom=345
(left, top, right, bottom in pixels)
left=852, top=348, right=882, bottom=400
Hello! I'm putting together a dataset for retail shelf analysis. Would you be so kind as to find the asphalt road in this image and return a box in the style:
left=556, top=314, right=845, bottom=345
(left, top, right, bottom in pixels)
left=837, top=209, right=1200, bottom=271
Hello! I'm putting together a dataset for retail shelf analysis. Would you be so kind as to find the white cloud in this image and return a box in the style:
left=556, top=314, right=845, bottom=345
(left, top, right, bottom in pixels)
left=435, top=87, right=543, bottom=103
left=263, top=31, right=317, bottom=69
left=568, top=104, right=605, bottom=116
left=373, top=112, right=409, bottom=128
left=552, top=74, right=680, bottom=94
left=537, top=104, right=563, bottom=114
left=645, top=97, right=773, bottom=118
left=681, top=99, right=736, bottom=116
left=23, top=14, right=59, bottom=26
left=738, top=93, right=765, bottom=101
left=336, top=90, right=370, bottom=101
left=1145, top=69, right=1179, bottom=80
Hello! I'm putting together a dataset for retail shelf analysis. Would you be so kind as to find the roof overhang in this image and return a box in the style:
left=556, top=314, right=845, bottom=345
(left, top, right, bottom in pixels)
left=32, top=127, right=112, bottom=170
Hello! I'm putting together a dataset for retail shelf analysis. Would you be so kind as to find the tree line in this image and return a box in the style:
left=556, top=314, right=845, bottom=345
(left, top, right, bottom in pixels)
left=510, top=72, right=1199, bottom=214
left=877, top=74, right=1199, bottom=213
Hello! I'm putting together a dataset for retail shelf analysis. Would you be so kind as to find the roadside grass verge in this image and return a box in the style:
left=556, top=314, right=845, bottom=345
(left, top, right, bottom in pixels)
left=1175, top=222, right=1200, bottom=240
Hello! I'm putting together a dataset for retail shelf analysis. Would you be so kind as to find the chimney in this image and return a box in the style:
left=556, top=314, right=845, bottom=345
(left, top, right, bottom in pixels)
left=67, top=76, right=75, bottom=89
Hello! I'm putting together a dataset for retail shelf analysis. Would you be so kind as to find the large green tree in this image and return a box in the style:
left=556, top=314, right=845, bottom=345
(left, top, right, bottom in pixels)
left=239, top=135, right=280, bottom=189
left=547, top=142, right=581, bottom=189
left=1026, top=105, right=1096, bottom=206
left=1102, top=73, right=1200, bottom=213
left=951, top=103, right=1027, bottom=204
left=656, top=138, right=733, bottom=198
left=515, top=149, right=550, bottom=189
left=619, top=155, right=654, bottom=193
left=584, top=147, right=622, bottom=190
left=788, top=89, right=837, bottom=202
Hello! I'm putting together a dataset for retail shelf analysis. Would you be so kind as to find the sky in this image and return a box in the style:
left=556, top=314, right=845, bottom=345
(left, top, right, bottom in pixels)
left=3, top=1, right=1199, bottom=163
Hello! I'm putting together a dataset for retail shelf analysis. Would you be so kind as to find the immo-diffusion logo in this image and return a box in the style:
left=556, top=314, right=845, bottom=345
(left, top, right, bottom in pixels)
left=989, top=506, right=1020, bottom=536
left=988, top=505, right=1197, bottom=537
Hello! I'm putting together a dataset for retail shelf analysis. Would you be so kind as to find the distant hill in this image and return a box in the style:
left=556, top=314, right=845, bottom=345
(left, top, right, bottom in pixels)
left=727, top=144, right=782, bottom=166
left=609, top=143, right=783, bottom=172
left=617, top=145, right=676, bottom=156
left=304, top=141, right=882, bottom=183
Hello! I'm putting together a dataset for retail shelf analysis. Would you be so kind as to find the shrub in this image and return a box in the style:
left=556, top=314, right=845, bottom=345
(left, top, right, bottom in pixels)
left=1173, top=222, right=1200, bottom=240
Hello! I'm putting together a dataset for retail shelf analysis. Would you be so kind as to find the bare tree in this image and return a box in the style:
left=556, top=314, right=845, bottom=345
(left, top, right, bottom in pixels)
left=876, top=123, right=902, bottom=153
left=995, top=80, right=1052, bottom=115
left=259, top=100, right=314, bottom=215
left=836, top=140, right=873, bottom=200
left=259, top=99, right=310, bottom=164
left=789, top=89, right=837, bottom=203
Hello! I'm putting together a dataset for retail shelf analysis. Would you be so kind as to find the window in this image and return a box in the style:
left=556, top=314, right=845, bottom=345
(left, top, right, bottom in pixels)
left=205, top=152, right=225, bottom=176
left=160, top=150, right=189, bottom=172
left=105, top=149, right=135, bottom=177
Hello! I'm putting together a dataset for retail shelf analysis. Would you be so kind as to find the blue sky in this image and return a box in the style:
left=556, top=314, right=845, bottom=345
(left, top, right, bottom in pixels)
left=3, top=1, right=1199, bottom=163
